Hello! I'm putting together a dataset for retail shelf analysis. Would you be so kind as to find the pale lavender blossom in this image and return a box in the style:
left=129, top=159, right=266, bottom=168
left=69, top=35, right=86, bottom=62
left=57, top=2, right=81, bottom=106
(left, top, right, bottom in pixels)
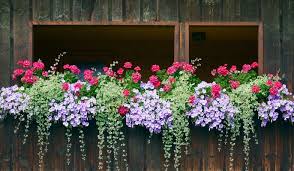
left=187, top=81, right=237, bottom=131
left=49, top=82, right=96, bottom=127
left=125, top=81, right=173, bottom=133
left=258, top=85, right=294, bottom=126
left=0, top=85, right=30, bottom=119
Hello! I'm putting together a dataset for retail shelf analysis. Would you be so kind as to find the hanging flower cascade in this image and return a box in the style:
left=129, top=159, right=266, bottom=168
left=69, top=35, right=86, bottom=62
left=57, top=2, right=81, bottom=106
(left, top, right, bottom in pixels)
left=0, top=59, right=293, bottom=171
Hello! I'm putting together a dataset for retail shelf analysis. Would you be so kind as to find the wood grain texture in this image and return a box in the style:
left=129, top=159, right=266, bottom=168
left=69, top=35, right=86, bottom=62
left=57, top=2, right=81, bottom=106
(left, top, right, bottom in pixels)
left=179, top=0, right=201, bottom=21
left=159, top=0, right=178, bottom=21
left=0, top=0, right=11, bottom=87
left=141, top=0, right=157, bottom=21
left=2, top=120, right=293, bottom=170
left=33, top=0, right=51, bottom=21
left=111, top=0, right=123, bottom=21
left=52, top=0, right=71, bottom=21
left=125, top=0, right=140, bottom=21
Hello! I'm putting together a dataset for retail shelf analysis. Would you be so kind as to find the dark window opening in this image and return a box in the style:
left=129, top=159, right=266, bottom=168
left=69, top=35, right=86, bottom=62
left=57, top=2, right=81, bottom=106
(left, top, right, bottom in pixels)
left=33, top=25, right=175, bottom=77
left=189, top=26, right=258, bottom=81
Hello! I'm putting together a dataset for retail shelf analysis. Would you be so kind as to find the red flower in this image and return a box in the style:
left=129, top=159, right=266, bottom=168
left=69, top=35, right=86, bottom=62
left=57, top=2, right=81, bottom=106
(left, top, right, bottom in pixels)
left=106, top=70, right=115, bottom=77
left=84, top=69, right=94, bottom=76
left=118, top=105, right=129, bottom=116
left=17, top=60, right=31, bottom=68
left=69, top=65, right=80, bottom=74
left=266, top=80, right=273, bottom=86
left=251, top=85, right=260, bottom=94
left=167, top=66, right=177, bottom=75
left=163, top=84, right=171, bottom=92
left=89, top=77, right=99, bottom=85
left=134, top=66, right=141, bottom=71
left=132, top=72, right=141, bottom=83
left=149, top=75, right=159, bottom=84
left=42, top=71, right=48, bottom=77
left=74, top=82, right=83, bottom=90
left=151, top=65, right=160, bottom=72
left=63, top=64, right=70, bottom=70
left=182, top=63, right=195, bottom=73
left=123, top=89, right=130, bottom=97
left=251, top=62, right=258, bottom=69
left=168, top=77, right=176, bottom=84
left=273, top=81, right=282, bottom=90
left=154, top=81, right=161, bottom=88
left=124, top=62, right=132, bottom=69
left=230, top=65, right=237, bottom=72
left=62, top=82, right=70, bottom=91
left=217, top=65, right=229, bottom=76
left=12, top=69, right=24, bottom=80
left=211, top=84, right=221, bottom=98
left=103, top=67, right=109, bottom=73
left=189, top=95, right=195, bottom=104
left=21, top=75, right=38, bottom=84
left=269, top=87, right=278, bottom=96
left=242, top=64, right=252, bottom=73
left=24, top=69, right=33, bottom=76
left=173, top=62, right=182, bottom=69
left=117, top=68, right=124, bottom=75
left=229, top=80, right=240, bottom=89
left=32, top=61, right=45, bottom=70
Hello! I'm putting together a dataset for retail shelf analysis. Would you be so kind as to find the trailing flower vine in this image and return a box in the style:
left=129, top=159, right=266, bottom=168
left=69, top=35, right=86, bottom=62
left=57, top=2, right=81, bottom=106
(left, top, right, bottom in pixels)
left=0, top=58, right=293, bottom=171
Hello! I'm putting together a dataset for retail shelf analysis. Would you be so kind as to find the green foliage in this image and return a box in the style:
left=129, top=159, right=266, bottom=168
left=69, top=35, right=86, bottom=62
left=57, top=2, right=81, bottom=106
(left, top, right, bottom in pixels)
left=162, top=71, right=195, bottom=169
left=95, top=75, right=127, bottom=170
left=25, top=74, right=64, bottom=167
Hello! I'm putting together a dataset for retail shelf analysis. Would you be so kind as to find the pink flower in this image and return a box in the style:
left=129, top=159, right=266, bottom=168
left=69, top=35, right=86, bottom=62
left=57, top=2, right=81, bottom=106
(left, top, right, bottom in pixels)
left=149, top=75, right=159, bottom=84
left=103, top=67, right=109, bottom=73
left=189, top=95, right=195, bottom=104
left=24, top=69, right=33, bottom=76
left=17, top=60, right=31, bottom=68
left=211, top=84, right=221, bottom=98
left=89, top=77, right=99, bottom=85
left=118, top=105, right=129, bottom=116
left=182, top=63, right=195, bottom=73
left=167, top=66, right=177, bottom=75
left=106, top=70, right=115, bottom=77
left=154, top=81, right=161, bottom=88
left=84, top=69, right=94, bottom=76
left=229, top=80, right=240, bottom=89
left=32, top=61, right=45, bottom=70
left=117, top=68, right=124, bottom=75
left=251, top=85, right=260, bottom=94
left=123, top=89, right=130, bottom=97
left=62, top=83, right=70, bottom=91
left=163, top=84, right=171, bottom=92
left=74, top=82, right=83, bottom=90
left=211, top=69, right=217, bottom=76
left=173, top=62, right=182, bottom=69
left=273, top=81, right=282, bottom=90
left=242, top=64, right=252, bottom=73
left=168, top=77, right=176, bottom=84
left=21, top=75, right=38, bottom=84
left=230, top=65, right=237, bottom=72
left=42, top=71, right=48, bottom=77
left=124, top=62, right=132, bottom=69
left=266, top=80, right=273, bottom=86
left=269, top=87, right=278, bottom=96
left=151, top=65, right=160, bottom=72
left=251, top=62, right=258, bottom=69
left=69, top=65, right=80, bottom=74
left=217, top=65, right=229, bottom=76
left=63, top=64, right=70, bottom=70
left=134, top=66, right=141, bottom=71
left=132, top=72, right=141, bottom=83
left=12, top=69, right=24, bottom=79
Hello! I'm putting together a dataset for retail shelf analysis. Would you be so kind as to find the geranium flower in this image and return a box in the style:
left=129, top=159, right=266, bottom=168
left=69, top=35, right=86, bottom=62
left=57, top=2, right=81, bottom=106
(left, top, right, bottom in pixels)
left=167, top=66, right=177, bottom=75
left=132, top=72, right=141, bottom=83
left=32, top=61, right=45, bottom=70
left=251, top=85, right=260, bottom=94
left=134, top=66, right=141, bottom=71
left=229, top=80, right=240, bottom=89
left=124, top=62, right=132, bottom=69
left=117, top=68, right=124, bottom=75
left=242, top=64, right=252, bottom=73
left=151, top=65, right=160, bottom=72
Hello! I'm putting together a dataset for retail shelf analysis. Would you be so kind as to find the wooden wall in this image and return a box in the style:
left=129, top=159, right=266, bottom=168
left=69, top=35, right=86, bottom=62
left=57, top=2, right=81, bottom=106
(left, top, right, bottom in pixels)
left=0, top=0, right=294, bottom=170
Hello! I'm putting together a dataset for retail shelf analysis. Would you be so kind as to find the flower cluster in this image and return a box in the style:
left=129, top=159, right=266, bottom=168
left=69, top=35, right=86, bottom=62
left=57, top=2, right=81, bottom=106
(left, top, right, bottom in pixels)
left=0, top=85, right=30, bottom=119
left=13, top=59, right=47, bottom=84
left=187, top=81, right=237, bottom=131
left=49, top=82, right=96, bottom=127
left=125, top=82, right=173, bottom=133
left=258, top=84, right=294, bottom=126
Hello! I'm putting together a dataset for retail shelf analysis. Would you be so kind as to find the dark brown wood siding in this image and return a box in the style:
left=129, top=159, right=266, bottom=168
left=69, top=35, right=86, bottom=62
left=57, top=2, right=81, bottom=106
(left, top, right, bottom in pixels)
left=0, top=0, right=293, bottom=170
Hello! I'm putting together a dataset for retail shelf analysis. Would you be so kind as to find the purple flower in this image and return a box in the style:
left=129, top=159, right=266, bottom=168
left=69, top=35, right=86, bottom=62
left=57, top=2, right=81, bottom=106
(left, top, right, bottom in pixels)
left=187, top=81, right=237, bottom=131
left=125, top=82, right=172, bottom=133
left=49, top=83, right=96, bottom=127
left=0, top=85, right=30, bottom=119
